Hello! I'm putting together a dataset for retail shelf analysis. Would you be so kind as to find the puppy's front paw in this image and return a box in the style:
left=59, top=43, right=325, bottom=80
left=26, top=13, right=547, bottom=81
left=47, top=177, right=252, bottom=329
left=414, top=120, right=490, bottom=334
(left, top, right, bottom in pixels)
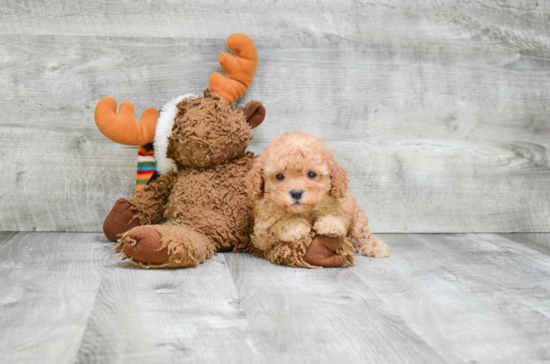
left=313, top=216, right=347, bottom=238
left=358, top=237, right=390, bottom=258
left=279, top=222, right=311, bottom=243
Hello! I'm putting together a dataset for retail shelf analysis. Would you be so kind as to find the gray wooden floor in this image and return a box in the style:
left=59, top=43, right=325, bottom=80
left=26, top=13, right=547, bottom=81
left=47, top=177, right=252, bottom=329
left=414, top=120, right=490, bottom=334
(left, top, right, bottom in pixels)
left=1, top=233, right=549, bottom=363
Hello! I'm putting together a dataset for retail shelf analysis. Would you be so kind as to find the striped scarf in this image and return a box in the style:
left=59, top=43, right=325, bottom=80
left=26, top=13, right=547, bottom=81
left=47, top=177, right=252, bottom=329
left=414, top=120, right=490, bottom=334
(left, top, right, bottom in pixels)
left=135, top=143, right=157, bottom=193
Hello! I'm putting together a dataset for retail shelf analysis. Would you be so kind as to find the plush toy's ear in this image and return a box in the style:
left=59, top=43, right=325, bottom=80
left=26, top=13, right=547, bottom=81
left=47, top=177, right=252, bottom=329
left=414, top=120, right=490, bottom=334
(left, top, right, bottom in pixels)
left=242, top=100, right=266, bottom=128
left=246, top=155, right=264, bottom=200
left=329, top=156, right=349, bottom=199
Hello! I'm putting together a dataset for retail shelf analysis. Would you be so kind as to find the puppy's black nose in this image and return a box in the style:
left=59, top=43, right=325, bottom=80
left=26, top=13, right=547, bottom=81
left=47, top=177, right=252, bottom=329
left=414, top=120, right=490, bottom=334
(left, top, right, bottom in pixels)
left=290, top=189, right=303, bottom=200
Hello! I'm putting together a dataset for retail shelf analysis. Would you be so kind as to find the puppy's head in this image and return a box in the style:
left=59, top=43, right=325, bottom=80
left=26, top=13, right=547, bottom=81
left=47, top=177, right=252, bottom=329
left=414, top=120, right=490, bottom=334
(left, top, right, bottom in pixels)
left=247, top=131, right=349, bottom=214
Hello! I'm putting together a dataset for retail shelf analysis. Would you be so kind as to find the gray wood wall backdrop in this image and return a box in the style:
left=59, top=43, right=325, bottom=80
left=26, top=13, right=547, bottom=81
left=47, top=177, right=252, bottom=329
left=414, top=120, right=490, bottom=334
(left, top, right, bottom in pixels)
left=1, top=0, right=549, bottom=233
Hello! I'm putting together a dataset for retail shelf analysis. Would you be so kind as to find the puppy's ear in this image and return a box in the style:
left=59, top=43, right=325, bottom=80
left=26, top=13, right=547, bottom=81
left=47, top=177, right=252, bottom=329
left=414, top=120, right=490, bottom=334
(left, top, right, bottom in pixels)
left=246, top=155, right=264, bottom=200
left=329, top=157, right=349, bottom=199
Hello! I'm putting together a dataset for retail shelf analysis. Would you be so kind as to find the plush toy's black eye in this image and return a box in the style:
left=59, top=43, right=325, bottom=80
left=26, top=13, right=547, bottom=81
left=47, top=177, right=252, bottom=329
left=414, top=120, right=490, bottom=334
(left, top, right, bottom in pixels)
left=307, top=172, right=316, bottom=179
left=276, top=174, right=285, bottom=180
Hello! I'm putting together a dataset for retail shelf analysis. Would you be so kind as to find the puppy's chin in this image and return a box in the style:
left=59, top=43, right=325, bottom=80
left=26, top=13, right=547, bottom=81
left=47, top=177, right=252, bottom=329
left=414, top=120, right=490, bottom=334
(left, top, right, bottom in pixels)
left=284, top=202, right=314, bottom=214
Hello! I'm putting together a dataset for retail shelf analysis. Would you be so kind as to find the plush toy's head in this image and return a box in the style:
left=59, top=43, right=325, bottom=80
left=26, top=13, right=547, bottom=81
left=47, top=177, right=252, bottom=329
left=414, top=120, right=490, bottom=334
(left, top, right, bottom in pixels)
left=94, top=34, right=266, bottom=181
left=166, top=90, right=265, bottom=169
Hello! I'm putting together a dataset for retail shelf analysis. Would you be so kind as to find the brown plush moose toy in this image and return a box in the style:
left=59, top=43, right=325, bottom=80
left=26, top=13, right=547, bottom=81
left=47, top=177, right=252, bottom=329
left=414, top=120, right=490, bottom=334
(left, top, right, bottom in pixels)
left=96, top=34, right=350, bottom=268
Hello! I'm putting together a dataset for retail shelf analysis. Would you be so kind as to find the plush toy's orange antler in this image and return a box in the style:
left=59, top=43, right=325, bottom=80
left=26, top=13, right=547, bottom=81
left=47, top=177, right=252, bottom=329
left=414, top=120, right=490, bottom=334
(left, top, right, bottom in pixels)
left=209, top=34, right=258, bottom=103
left=95, top=34, right=256, bottom=144
left=94, top=97, right=159, bottom=146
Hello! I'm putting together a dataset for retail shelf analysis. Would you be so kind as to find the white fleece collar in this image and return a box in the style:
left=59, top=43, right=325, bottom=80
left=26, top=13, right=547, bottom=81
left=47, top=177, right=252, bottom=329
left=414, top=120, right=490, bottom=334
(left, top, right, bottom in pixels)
left=154, top=93, right=199, bottom=175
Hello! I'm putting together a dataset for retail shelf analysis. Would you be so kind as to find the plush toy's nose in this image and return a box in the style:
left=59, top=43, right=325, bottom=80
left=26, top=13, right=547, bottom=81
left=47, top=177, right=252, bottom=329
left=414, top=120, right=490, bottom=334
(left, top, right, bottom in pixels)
left=290, top=189, right=303, bottom=200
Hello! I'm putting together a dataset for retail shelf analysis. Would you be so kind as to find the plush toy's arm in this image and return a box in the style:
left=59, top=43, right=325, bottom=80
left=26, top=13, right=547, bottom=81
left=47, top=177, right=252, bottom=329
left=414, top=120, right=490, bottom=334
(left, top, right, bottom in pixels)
left=129, top=172, right=176, bottom=225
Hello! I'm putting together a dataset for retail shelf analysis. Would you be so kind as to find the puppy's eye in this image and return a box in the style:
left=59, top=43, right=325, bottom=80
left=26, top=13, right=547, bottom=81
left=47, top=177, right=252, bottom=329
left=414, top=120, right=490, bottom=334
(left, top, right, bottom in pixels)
left=307, top=172, right=316, bottom=179
left=276, top=174, right=285, bottom=181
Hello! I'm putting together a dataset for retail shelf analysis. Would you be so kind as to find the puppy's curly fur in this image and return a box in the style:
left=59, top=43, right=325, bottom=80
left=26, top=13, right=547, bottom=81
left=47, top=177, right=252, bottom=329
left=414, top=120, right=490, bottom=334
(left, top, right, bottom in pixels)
left=247, top=131, right=389, bottom=267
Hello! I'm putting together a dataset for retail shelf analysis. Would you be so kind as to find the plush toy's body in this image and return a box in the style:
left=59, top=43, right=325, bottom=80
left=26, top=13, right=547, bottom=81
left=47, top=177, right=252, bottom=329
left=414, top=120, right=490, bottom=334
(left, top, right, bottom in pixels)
left=164, top=153, right=255, bottom=252
left=103, top=90, right=262, bottom=268
left=117, top=138, right=257, bottom=268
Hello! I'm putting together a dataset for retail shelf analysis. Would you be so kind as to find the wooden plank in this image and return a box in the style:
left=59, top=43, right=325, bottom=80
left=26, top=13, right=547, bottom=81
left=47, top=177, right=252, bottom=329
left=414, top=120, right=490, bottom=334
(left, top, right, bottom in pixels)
left=352, top=234, right=550, bottom=363
left=0, top=0, right=549, bottom=44
left=0, top=232, right=111, bottom=363
left=1, top=32, right=549, bottom=232
left=2, top=232, right=550, bottom=363
left=500, top=233, right=550, bottom=256
left=479, top=233, right=550, bottom=269
left=420, top=234, right=550, bottom=318
left=75, top=254, right=263, bottom=364
left=225, top=253, right=445, bottom=363
left=0, top=231, right=20, bottom=245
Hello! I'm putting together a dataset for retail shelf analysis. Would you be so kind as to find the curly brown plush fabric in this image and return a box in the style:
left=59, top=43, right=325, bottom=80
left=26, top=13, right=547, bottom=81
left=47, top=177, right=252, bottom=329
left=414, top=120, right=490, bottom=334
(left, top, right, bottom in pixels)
left=110, top=91, right=262, bottom=268
left=130, top=172, right=176, bottom=225
left=164, top=153, right=255, bottom=252
left=167, top=90, right=252, bottom=169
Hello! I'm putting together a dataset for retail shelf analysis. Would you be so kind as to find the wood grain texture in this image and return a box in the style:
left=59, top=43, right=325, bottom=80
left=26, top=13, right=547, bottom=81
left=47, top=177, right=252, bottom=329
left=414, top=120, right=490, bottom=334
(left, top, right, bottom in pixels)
left=1, top=232, right=550, bottom=363
left=0, top=232, right=111, bottom=363
left=0, top=1, right=549, bottom=232
left=500, top=233, right=550, bottom=256
left=225, top=252, right=447, bottom=363
left=353, top=233, right=550, bottom=363
left=75, top=254, right=261, bottom=364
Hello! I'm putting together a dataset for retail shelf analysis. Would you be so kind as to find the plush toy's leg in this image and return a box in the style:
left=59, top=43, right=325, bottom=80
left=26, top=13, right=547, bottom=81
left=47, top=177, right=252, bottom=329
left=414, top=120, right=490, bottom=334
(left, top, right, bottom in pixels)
left=114, top=224, right=216, bottom=268
left=128, top=172, right=175, bottom=226
left=303, top=236, right=355, bottom=267
left=103, top=198, right=141, bottom=242
left=102, top=173, right=175, bottom=242
left=261, top=233, right=354, bottom=269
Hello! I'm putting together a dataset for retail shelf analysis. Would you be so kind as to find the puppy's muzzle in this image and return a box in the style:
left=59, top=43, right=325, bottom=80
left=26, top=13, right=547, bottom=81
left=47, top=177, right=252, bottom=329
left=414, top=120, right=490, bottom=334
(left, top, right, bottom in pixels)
left=290, top=189, right=303, bottom=200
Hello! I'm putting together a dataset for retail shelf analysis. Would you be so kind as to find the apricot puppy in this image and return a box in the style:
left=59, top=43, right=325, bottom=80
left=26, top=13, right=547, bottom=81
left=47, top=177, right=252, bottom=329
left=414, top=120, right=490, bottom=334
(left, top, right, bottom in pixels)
left=247, top=131, right=389, bottom=268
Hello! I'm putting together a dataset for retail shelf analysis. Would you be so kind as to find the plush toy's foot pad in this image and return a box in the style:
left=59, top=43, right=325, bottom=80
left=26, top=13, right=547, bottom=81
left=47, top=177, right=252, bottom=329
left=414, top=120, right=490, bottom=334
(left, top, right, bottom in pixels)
left=115, top=224, right=216, bottom=268
left=103, top=198, right=140, bottom=242
left=303, top=236, right=351, bottom=267
left=116, top=226, right=169, bottom=265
